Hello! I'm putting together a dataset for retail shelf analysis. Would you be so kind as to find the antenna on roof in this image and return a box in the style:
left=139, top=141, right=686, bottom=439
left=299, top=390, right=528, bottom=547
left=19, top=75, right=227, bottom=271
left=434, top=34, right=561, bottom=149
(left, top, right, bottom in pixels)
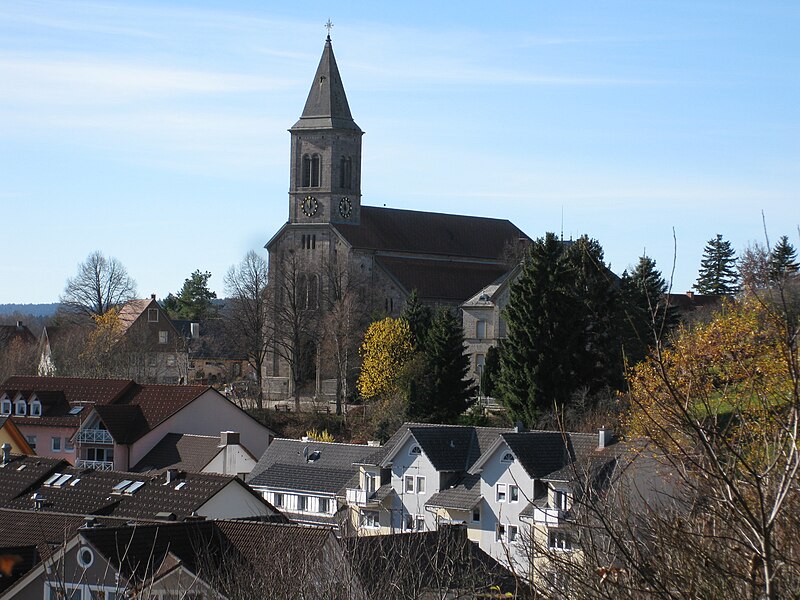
left=560, top=205, right=564, bottom=242
left=303, top=446, right=309, bottom=462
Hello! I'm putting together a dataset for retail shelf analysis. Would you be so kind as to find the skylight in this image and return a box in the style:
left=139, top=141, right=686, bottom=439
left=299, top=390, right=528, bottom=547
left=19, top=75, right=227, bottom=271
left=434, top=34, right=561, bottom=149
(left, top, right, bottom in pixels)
left=52, top=474, right=72, bottom=487
left=43, top=473, right=62, bottom=486
left=112, top=479, right=133, bottom=493
left=68, top=406, right=84, bottom=415
left=175, top=481, right=186, bottom=490
left=124, top=481, right=145, bottom=495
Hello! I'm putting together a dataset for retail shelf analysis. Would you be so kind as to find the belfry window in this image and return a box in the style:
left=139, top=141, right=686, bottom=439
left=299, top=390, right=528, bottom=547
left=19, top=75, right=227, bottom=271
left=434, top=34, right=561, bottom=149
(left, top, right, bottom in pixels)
left=302, top=154, right=321, bottom=187
left=339, top=156, right=352, bottom=189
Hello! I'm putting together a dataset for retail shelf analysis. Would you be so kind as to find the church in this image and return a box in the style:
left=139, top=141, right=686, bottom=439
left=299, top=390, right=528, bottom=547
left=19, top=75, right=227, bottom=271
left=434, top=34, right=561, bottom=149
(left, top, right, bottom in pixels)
left=263, top=35, right=529, bottom=400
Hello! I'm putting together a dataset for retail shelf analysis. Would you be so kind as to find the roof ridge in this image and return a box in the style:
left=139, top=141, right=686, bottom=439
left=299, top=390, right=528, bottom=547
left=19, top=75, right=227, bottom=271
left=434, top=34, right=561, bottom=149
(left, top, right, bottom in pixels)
left=271, top=437, right=375, bottom=448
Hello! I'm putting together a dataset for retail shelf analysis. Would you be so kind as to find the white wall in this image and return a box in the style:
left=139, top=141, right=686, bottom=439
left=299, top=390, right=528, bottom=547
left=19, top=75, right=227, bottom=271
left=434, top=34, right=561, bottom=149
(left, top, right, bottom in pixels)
left=390, top=435, right=439, bottom=531
left=197, top=481, right=273, bottom=519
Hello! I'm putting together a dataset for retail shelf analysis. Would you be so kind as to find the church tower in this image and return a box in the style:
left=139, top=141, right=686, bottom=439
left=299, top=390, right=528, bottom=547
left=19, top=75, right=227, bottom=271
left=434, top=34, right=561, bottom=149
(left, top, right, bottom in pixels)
left=288, top=35, right=363, bottom=225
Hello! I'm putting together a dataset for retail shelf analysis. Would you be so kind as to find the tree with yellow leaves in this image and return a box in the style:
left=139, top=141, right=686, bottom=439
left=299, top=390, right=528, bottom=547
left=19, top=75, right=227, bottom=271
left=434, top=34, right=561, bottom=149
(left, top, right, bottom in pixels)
left=357, top=317, right=414, bottom=401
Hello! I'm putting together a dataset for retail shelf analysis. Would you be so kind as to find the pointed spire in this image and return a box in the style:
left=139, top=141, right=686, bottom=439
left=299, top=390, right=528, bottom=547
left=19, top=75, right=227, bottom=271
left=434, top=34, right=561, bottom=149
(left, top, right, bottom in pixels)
left=292, top=37, right=361, bottom=131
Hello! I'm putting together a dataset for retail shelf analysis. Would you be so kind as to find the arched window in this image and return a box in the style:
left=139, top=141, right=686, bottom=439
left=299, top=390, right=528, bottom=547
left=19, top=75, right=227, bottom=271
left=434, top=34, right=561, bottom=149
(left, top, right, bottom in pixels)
left=339, top=156, right=352, bottom=189
left=301, top=154, right=311, bottom=187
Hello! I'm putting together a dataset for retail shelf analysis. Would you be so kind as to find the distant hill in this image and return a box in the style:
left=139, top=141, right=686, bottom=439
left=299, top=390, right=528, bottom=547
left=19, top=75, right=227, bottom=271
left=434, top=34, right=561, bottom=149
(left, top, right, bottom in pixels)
left=0, top=303, right=60, bottom=317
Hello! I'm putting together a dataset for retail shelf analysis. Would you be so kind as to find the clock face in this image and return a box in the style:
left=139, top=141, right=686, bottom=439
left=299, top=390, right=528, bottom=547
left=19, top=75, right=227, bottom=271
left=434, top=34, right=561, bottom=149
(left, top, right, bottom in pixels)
left=301, top=195, right=318, bottom=217
left=339, top=197, right=352, bottom=218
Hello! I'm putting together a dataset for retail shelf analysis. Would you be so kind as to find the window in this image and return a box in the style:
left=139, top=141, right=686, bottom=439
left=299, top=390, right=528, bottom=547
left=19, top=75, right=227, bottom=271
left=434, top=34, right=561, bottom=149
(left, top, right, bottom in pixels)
left=416, top=476, right=426, bottom=494
left=15, top=399, right=26, bottom=416
left=409, top=445, right=422, bottom=456
left=472, top=506, right=481, bottom=522
left=496, top=523, right=505, bottom=542
left=415, top=515, right=425, bottom=531
left=148, top=308, right=159, bottom=322
left=496, top=483, right=507, bottom=502
left=77, top=545, right=94, bottom=568
left=361, top=510, right=379, bottom=528
left=501, top=452, right=515, bottom=463
left=476, top=353, right=485, bottom=375
left=30, top=400, right=42, bottom=417
left=51, top=437, right=61, bottom=452
left=297, top=495, right=307, bottom=512
left=1, top=399, right=11, bottom=415
left=476, top=319, right=487, bottom=339
left=166, top=354, right=176, bottom=367
left=319, top=497, right=330, bottom=513
left=548, top=530, right=572, bottom=551
left=26, top=435, right=36, bottom=450
left=554, top=490, right=568, bottom=511
left=508, top=524, right=518, bottom=543
left=339, top=156, right=352, bottom=189
left=364, top=472, right=377, bottom=494
left=404, top=475, right=414, bottom=494
left=509, top=485, right=519, bottom=503
left=87, top=447, right=113, bottom=462
left=272, top=492, right=283, bottom=507
left=404, top=513, right=414, bottom=531
left=159, top=330, right=168, bottom=344
left=302, top=154, right=321, bottom=187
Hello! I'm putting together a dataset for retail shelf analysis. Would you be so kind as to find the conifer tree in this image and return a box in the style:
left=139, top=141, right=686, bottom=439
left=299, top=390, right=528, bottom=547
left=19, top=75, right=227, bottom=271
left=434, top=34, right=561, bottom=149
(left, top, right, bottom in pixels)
left=408, top=308, right=475, bottom=423
left=696, top=234, right=739, bottom=295
left=401, top=289, right=432, bottom=351
left=620, top=255, right=677, bottom=366
left=480, top=345, right=501, bottom=398
left=769, top=235, right=799, bottom=282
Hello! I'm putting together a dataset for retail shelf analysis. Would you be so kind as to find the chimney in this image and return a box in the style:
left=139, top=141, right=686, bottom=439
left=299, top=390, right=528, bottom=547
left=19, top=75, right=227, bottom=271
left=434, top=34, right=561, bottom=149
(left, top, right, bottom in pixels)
left=514, top=421, right=525, bottom=434
left=220, top=431, right=240, bottom=446
left=190, top=322, right=200, bottom=339
left=598, top=426, right=613, bottom=449
left=366, top=440, right=381, bottom=447
left=15, top=321, right=23, bottom=328
left=151, top=293, right=156, bottom=300
left=31, top=492, right=45, bottom=510
left=686, top=291, right=694, bottom=300
left=1, top=443, right=11, bottom=465
left=82, top=516, right=98, bottom=529
left=165, top=468, right=180, bottom=484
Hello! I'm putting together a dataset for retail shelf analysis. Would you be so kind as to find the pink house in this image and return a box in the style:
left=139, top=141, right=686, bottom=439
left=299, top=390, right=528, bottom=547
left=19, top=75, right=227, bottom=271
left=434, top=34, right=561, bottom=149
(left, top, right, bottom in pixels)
left=0, top=376, right=274, bottom=471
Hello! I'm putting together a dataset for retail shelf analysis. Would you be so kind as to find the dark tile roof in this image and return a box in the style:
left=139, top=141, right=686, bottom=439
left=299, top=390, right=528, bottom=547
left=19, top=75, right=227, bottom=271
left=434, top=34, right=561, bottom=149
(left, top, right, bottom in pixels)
left=1, top=376, right=134, bottom=406
left=130, top=433, right=222, bottom=473
left=425, top=473, right=482, bottom=511
left=248, top=438, right=376, bottom=495
left=667, top=292, right=725, bottom=312
left=0, top=454, right=66, bottom=504
left=501, top=430, right=616, bottom=481
left=334, top=206, right=527, bottom=260
left=0, top=324, right=36, bottom=349
left=374, top=256, right=510, bottom=302
left=0, top=463, right=269, bottom=522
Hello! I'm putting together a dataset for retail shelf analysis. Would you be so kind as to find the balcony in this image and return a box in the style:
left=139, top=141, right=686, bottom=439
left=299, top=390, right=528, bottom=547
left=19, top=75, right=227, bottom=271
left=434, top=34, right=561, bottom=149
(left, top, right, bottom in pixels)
left=76, top=459, right=114, bottom=470
left=76, top=429, right=114, bottom=445
left=346, top=488, right=380, bottom=507
left=532, top=507, right=561, bottom=526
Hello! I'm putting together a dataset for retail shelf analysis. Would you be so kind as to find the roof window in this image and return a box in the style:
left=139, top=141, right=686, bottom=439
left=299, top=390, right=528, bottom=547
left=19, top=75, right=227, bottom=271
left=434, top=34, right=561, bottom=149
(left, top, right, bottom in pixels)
left=112, top=479, right=133, bottom=493
left=501, top=452, right=515, bottom=463
left=69, top=406, right=84, bottom=415
left=124, top=481, right=145, bottom=495
left=175, top=481, right=187, bottom=490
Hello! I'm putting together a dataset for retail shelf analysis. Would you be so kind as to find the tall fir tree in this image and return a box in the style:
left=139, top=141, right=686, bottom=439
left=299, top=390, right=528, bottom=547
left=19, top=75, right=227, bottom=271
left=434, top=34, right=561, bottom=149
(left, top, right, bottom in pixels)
left=407, top=307, right=475, bottom=423
left=696, top=234, right=739, bottom=295
left=619, top=255, right=678, bottom=366
left=769, top=235, right=799, bottom=282
left=480, top=344, right=501, bottom=398
left=401, top=289, right=432, bottom=351
left=164, top=270, right=218, bottom=321
left=496, top=233, right=623, bottom=425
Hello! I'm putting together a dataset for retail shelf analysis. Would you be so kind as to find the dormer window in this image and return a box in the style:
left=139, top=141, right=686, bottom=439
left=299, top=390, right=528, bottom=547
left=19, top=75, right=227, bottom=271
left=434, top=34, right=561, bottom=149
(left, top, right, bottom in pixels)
left=409, top=445, right=422, bottom=456
left=302, top=154, right=321, bottom=188
left=30, top=400, right=42, bottom=417
left=0, top=399, right=11, bottom=415
left=15, top=399, right=26, bottom=416
left=501, top=452, right=515, bottom=463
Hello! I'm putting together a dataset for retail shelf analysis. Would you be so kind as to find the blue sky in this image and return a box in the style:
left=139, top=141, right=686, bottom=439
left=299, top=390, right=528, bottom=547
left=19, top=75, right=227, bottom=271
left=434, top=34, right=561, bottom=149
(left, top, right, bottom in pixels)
left=2, top=1, right=799, bottom=303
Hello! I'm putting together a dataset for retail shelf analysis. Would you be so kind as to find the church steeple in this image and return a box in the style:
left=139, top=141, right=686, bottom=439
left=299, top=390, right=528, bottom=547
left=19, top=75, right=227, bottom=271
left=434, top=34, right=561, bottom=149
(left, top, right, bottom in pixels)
left=288, top=35, right=363, bottom=225
left=293, top=36, right=361, bottom=132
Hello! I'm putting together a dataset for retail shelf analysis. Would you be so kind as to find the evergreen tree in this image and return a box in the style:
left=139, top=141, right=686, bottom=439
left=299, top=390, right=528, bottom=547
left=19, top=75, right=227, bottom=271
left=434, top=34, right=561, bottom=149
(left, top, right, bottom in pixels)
left=407, top=307, right=475, bottom=423
left=480, top=345, right=501, bottom=398
left=496, top=233, right=622, bottom=425
left=164, top=270, right=218, bottom=321
left=401, top=289, right=432, bottom=351
left=696, top=234, right=739, bottom=295
left=769, top=235, right=799, bottom=282
left=620, top=255, right=678, bottom=366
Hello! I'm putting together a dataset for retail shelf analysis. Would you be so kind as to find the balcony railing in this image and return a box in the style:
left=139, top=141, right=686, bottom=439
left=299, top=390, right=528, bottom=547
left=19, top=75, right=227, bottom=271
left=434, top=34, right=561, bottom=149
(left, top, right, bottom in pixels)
left=532, top=507, right=562, bottom=526
left=346, top=488, right=379, bottom=506
left=76, top=429, right=114, bottom=445
left=76, top=459, right=114, bottom=471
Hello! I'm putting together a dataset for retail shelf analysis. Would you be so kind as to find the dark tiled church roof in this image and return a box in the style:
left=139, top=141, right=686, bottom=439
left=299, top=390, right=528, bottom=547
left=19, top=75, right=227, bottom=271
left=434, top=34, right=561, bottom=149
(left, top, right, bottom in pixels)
left=335, top=206, right=527, bottom=259
left=375, top=256, right=509, bottom=302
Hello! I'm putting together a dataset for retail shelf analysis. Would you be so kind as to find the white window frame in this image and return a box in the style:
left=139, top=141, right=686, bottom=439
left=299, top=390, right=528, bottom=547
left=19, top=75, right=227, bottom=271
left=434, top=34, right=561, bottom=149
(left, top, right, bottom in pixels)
left=548, top=530, right=572, bottom=551
left=158, top=330, right=168, bottom=344
left=404, top=475, right=414, bottom=494
left=472, top=506, right=481, bottom=523
left=495, top=523, right=506, bottom=542
left=416, top=476, right=426, bottom=494
left=415, top=515, right=425, bottom=531
left=409, top=445, right=422, bottom=456
left=0, top=399, right=11, bottom=415
left=15, top=399, right=26, bottom=416
left=319, top=497, right=330, bottom=514
left=272, top=492, right=283, bottom=507
left=553, top=489, right=568, bottom=511
left=297, top=495, right=307, bottom=512
left=496, top=483, right=507, bottom=503
left=509, top=484, right=519, bottom=503
left=501, top=452, right=515, bottom=463
left=361, top=510, right=379, bottom=529
left=30, top=400, right=42, bottom=417
left=508, top=524, right=518, bottom=543
left=51, top=436, right=62, bottom=452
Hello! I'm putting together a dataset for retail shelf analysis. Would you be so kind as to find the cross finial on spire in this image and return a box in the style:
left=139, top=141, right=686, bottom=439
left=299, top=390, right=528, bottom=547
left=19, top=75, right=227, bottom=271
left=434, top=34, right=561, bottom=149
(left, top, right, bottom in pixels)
left=325, top=19, right=333, bottom=41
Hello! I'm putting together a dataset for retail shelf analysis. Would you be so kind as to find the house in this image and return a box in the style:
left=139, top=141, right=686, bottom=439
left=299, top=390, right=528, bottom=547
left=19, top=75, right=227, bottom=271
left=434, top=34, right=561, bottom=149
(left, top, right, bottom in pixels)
left=0, top=418, right=33, bottom=455
left=115, top=294, right=187, bottom=384
left=0, top=322, right=36, bottom=352
left=2, top=518, right=344, bottom=599
left=130, top=431, right=258, bottom=478
left=0, top=376, right=274, bottom=470
left=0, top=451, right=282, bottom=523
left=248, top=437, right=379, bottom=527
